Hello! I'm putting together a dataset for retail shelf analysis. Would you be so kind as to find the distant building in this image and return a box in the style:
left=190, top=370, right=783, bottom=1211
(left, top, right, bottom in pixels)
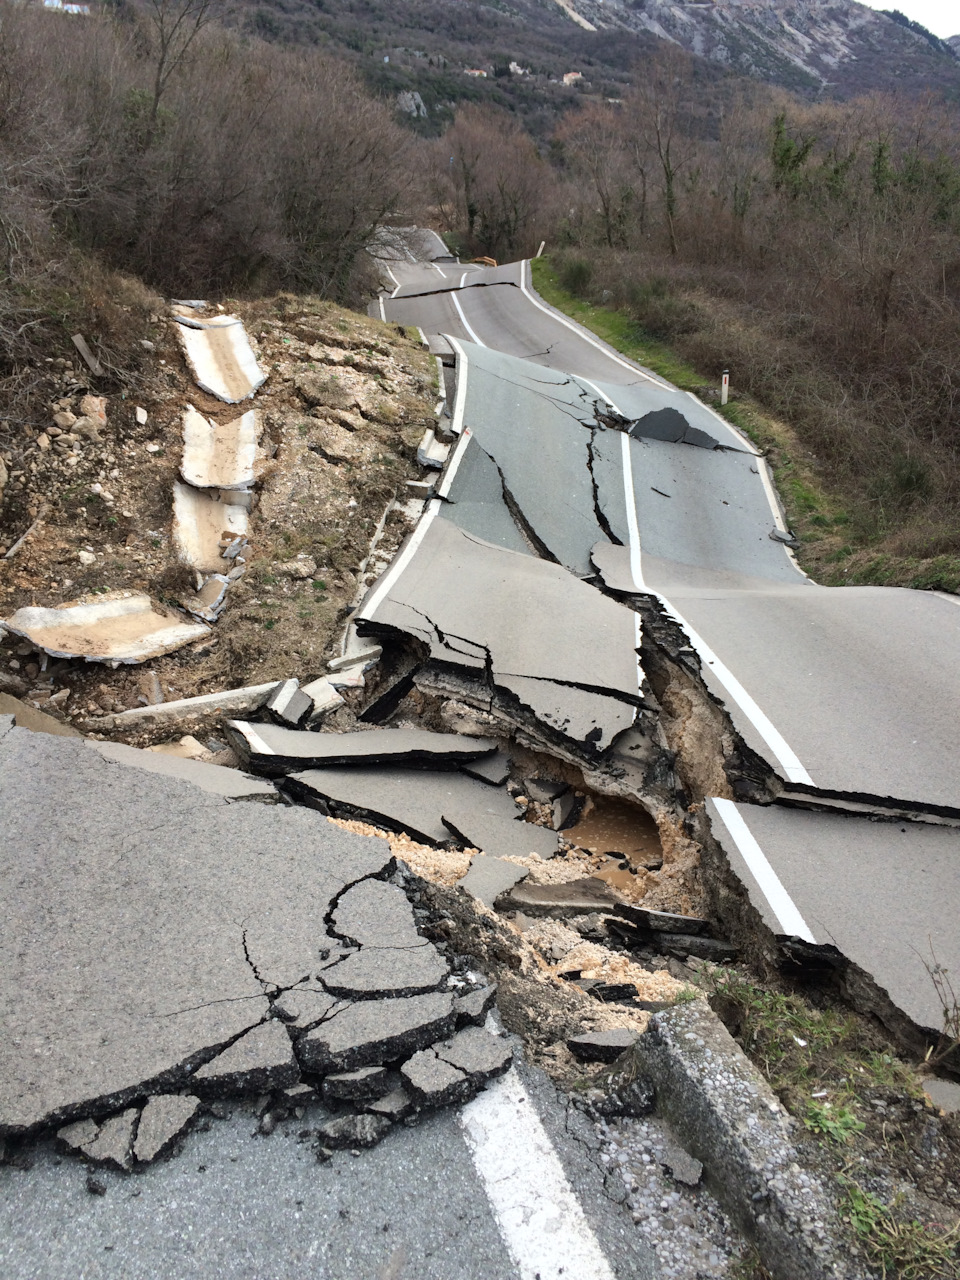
left=42, top=0, right=90, bottom=12
left=562, top=71, right=583, bottom=86
left=464, top=68, right=488, bottom=78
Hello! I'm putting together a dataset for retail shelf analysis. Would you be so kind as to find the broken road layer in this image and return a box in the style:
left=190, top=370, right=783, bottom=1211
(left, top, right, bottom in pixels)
left=0, top=726, right=509, bottom=1137
left=1, top=593, right=210, bottom=665
left=225, top=723, right=498, bottom=774
left=286, top=761, right=556, bottom=854
left=172, top=481, right=249, bottom=575
left=359, top=515, right=643, bottom=756
left=706, top=797, right=960, bottom=1048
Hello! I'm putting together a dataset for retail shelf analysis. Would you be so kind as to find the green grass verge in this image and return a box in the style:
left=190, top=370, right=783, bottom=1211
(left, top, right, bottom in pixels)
left=530, top=258, right=960, bottom=593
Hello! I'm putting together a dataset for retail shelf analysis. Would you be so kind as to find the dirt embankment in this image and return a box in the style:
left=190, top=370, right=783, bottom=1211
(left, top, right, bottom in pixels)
left=0, top=289, right=436, bottom=731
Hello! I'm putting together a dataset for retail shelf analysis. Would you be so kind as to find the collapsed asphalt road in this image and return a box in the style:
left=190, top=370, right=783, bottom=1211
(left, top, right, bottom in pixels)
left=373, top=234, right=960, bottom=1060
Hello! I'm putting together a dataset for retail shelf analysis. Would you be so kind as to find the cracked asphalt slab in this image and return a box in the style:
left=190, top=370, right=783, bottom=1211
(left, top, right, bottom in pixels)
left=0, top=1060, right=656, bottom=1280
left=0, top=726, right=506, bottom=1138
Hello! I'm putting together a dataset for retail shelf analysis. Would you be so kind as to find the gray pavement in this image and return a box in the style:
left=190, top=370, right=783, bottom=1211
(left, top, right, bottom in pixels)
left=706, top=798, right=960, bottom=1032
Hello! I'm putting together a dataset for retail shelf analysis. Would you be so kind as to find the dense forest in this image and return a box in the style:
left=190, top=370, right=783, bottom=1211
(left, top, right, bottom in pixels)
left=2, top=0, right=960, bottom=580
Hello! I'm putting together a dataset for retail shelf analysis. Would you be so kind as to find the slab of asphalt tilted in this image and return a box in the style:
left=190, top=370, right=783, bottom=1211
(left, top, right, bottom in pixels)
left=0, top=726, right=510, bottom=1144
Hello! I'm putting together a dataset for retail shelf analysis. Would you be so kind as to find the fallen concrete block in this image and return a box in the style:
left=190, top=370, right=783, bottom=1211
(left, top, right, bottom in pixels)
left=225, top=723, right=497, bottom=774
left=87, top=739, right=278, bottom=803
left=316, top=1112, right=392, bottom=1150
left=301, top=676, right=345, bottom=721
left=173, top=314, right=266, bottom=404
left=329, top=643, right=382, bottom=673
left=661, top=1140, right=703, bottom=1187
left=102, top=681, right=277, bottom=728
left=56, top=1118, right=99, bottom=1155
left=264, top=679, right=312, bottom=728
left=457, top=855, right=529, bottom=909
left=3, top=595, right=210, bottom=665
left=172, top=482, right=249, bottom=574
left=133, top=1094, right=200, bottom=1164
left=297, top=992, right=456, bottom=1074
left=567, top=1030, right=639, bottom=1063
left=181, top=573, right=230, bottom=623
left=192, top=1021, right=300, bottom=1096
left=180, top=405, right=261, bottom=490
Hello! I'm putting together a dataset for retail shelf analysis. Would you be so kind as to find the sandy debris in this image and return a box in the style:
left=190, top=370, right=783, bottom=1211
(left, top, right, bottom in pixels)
left=519, top=919, right=686, bottom=1003
left=327, top=816, right=475, bottom=885
left=501, top=846, right=605, bottom=884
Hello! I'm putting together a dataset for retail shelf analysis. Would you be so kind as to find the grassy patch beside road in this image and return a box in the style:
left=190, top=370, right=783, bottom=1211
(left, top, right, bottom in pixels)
left=531, top=258, right=960, bottom=594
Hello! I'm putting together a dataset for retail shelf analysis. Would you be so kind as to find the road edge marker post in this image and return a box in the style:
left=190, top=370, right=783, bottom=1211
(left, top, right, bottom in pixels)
left=721, top=368, right=729, bottom=406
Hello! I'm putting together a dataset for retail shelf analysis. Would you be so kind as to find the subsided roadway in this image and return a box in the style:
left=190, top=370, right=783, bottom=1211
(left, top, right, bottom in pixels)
left=371, top=235, right=960, bottom=1051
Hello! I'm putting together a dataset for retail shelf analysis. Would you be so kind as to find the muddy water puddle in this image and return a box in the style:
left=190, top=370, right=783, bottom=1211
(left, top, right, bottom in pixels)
left=566, top=797, right=664, bottom=897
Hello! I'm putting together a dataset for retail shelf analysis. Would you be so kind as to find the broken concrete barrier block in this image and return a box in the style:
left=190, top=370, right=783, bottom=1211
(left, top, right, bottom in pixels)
left=301, top=676, right=344, bottom=722
left=454, top=984, right=498, bottom=1028
left=181, top=573, right=230, bottom=623
left=457, top=855, right=529, bottom=909
left=316, top=1113, right=392, bottom=1150
left=328, top=644, right=382, bottom=673
left=264, top=679, right=312, bottom=728
left=297, top=992, right=456, bottom=1074
left=133, top=1094, right=200, bottom=1164
left=401, top=1049, right=469, bottom=1107
left=172, top=482, right=249, bottom=574
left=225, top=723, right=497, bottom=774
left=567, top=1030, right=639, bottom=1063
left=321, top=1066, right=392, bottom=1103
left=81, top=1108, right=140, bottom=1171
left=416, top=427, right=449, bottom=469
left=320, top=946, right=449, bottom=1000
left=192, top=1021, right=300, bottom=1095
left=2, top=594, right=210, bottom=665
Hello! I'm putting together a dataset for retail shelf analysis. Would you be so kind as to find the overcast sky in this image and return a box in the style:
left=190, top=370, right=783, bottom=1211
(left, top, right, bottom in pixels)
left=856, top=0, right=957, bottom=38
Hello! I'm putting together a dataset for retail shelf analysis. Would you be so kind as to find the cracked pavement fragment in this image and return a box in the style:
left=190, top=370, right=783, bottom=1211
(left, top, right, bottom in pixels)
left=0, top=728, right=392, bottom=1134
left=361, top=518, right=643, bottom=754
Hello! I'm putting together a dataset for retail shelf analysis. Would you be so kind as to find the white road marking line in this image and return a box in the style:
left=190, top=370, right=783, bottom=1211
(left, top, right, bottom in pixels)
left=358, top=428, right=472, bottom=622
left=619, top=433, right=813, bottom=786
left=451, top=291, right=485, bottom=346
left=448, top=336, right=470, bottom=435
left=382, top=262, right=400, bottom=290
left=459, top=271, right=468, bottom=288
left=711, top=798, right=816, bottom=942
left=519, top=260, right=670, bottom=389
left=460, top=1071, right=617, bottom=1280
left=226, top=720, right=275, bottom=755
left=577, top=375, right=626, bottom=418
